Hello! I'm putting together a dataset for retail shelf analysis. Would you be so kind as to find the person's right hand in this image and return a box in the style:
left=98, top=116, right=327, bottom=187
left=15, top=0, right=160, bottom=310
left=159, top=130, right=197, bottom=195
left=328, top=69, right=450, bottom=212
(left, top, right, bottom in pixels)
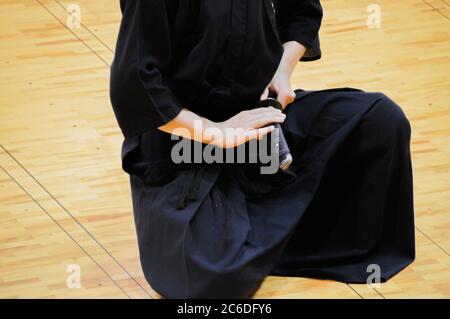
left=206, top=107, right=286, bottom=148
left=159, top=107, right=285, bottom=149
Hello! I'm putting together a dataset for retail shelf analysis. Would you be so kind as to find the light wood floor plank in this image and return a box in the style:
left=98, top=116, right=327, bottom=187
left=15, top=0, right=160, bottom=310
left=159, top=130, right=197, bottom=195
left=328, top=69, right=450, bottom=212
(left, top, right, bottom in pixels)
left=0, top=166, right=126, bottom=298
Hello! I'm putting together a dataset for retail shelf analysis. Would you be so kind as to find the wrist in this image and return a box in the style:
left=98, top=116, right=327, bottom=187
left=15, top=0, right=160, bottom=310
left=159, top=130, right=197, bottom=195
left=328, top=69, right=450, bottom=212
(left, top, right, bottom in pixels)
left=199, top=117, right=219, bottom=144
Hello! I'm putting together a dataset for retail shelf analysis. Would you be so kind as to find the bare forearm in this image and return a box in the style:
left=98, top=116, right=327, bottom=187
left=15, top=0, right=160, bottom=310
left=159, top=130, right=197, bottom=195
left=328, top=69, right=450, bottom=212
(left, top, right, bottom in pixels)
left=279, top=41, right=307, bottom=77
left=158, top=108, right=214, bottom=143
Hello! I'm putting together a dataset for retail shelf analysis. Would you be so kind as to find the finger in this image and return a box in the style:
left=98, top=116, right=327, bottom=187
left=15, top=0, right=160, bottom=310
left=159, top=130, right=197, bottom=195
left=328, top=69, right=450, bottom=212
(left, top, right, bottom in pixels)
left=245, top=111, right=283, bottom=123
left=276, top=91, right=289, bottom=108
left=243, top=109, right=285, bottom=128
left=278, top=90, right=296, bottom=109
left=231, top=125, right=275, bottom=147
left=246, top=106, right=282, bottom=116
left=247, top=114, right=286, bottom=129
left=260, top=86, right=269, bottom=100
left=256, top=125, right=275, bottom=140
left=286, top=90, right=296, bottom=105
left=242, top=126, right=274, bottom=143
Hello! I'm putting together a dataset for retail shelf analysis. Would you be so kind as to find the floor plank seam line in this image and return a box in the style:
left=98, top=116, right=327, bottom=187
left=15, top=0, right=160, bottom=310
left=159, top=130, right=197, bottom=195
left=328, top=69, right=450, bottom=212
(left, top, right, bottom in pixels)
left=346, top=284, right=364, bottom=299
left=0, top=144, right=153, bottom=299
left=372, top=286, right=385, bottom=299
left=0, top=161, right=131, bottom=299
left=415, top=226, right=449, bottom=257
left=422, top=0, right=450, bottom=20
left=35, top=0, right=111, bottom=67
left=53, top=0, right=115, bottom=54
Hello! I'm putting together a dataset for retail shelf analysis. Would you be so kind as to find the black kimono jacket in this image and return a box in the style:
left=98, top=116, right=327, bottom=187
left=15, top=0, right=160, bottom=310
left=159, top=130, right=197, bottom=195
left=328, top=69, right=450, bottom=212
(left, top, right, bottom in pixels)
left=110, top=0, right=322, bottom=139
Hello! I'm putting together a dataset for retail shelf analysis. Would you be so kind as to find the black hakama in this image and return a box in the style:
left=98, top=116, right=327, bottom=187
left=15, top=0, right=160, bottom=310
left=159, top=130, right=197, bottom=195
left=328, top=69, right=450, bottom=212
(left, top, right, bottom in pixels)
left=110, top=0, right=415, bottom=298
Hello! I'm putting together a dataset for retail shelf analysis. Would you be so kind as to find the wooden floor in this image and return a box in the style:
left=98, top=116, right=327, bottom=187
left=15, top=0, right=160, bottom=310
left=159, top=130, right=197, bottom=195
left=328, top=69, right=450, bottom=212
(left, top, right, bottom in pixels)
left=0, top=0, right=448, bottom=299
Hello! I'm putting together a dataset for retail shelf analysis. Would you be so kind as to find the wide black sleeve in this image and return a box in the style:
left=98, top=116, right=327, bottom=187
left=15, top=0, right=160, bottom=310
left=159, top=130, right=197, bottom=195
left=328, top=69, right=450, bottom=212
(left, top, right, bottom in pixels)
left=137, top=0, right=183, bottom=126
left=110, top=0, right=183, bottom=138
left=274, top=0, right=323, bottom=61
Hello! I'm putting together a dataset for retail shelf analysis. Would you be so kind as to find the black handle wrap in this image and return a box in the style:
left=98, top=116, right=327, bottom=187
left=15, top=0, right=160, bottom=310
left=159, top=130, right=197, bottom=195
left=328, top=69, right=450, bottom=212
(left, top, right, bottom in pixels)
left=256, top=97, right=293, bottom=171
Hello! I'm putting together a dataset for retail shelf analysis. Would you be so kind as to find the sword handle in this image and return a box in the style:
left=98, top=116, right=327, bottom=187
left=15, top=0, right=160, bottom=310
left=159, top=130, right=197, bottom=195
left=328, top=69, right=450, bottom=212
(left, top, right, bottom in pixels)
left=256, top=97, right=293, bottom=171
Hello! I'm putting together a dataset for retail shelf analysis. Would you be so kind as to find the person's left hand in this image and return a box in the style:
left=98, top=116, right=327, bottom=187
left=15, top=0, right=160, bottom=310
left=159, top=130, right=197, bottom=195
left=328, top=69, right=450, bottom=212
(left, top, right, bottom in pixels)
left=260, top=41, right=306, bottom=110
left=260, top=69, right=296, bottom=110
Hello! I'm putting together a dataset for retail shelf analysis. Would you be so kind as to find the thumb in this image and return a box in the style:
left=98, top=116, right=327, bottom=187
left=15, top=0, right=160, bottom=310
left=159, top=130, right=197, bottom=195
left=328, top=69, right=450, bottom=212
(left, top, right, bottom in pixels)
left=278, top=89, right=296, bottom=109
